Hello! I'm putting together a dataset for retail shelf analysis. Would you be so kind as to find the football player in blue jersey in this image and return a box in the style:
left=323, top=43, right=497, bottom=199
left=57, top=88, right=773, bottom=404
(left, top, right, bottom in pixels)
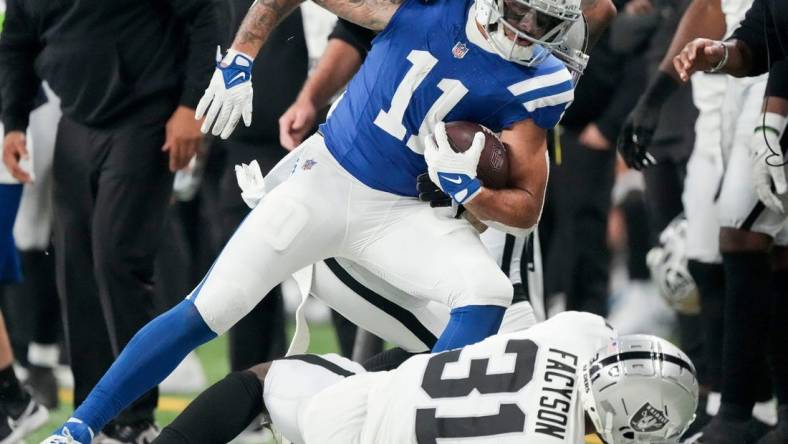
left=43, top=1, right=600, bottom=442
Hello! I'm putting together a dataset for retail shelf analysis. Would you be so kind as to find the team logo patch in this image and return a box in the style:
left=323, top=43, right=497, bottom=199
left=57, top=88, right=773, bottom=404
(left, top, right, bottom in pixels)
left=302, top=159, right=317, bottom=170
left=452, top=42, right=469, bottom=59
left=630, top=403, right=669, bottom=433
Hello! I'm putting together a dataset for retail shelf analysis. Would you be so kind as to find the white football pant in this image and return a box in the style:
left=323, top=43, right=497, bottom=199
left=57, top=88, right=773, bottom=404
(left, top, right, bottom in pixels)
left=190, top=134, right=513, bottom=336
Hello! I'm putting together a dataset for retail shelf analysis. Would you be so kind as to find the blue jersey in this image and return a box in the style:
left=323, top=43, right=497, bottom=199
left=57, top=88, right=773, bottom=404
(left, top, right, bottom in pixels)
left=321, top=0, right=574, bottom=197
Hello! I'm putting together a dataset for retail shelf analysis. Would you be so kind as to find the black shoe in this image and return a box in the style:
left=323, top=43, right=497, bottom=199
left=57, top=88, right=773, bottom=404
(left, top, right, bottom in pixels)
left=97, top=421, right=159, bottom=444
left=0, top=397, right=49, bottom=444
left=686, top=416, right=751, bottom=444
left=755, top=421, right=788, bottom=444
left=25, top=365, right=59, bottom=409
left=746, top=417, right=776, bottom=443
left=684, top=395, right=713, bottom=440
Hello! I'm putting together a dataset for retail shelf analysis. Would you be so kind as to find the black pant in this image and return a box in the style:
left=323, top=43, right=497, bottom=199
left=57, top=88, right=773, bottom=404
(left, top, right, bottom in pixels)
left=2, top=249, right=61, bottom=366
left=52, top=116, right=172, bottom=425
left=542, top=127, right=616, bottom=317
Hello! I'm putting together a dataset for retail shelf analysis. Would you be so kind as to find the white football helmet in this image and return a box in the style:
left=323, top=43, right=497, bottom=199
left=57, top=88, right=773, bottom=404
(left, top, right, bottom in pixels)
left=646, top=216, right=700, bottom=315
left=580, top=335, right=699, bottom=443
left=552, top=15, right=589, bottom=80
left=476, top=0, right=582, bottom=66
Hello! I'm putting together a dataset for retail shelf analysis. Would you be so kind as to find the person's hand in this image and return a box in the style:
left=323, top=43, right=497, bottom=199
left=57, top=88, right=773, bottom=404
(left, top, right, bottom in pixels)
left=579, top=123, right=611, bottom=150
left=617, top=99, right=659, bottom=169
left=195, top=47, right=254, bottom=139
left=235, top=160, right=266, bottom=209
left=625, top=0, right=653, bottom=16
left=164, top=106, right=203, bottom=172
left=423, top=122, right=484, bottom=205
left=673, top=39, right=726, bottom=82
left=750, top=113, right=788, bottom=213
left=279, top=98, right=318, bottom=151
left=2, top=131, right=32, bottom=183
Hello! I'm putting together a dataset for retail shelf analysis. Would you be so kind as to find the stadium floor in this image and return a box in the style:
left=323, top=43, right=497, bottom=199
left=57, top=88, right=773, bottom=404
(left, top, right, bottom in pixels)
left=28, top=324, right=603, bottom=444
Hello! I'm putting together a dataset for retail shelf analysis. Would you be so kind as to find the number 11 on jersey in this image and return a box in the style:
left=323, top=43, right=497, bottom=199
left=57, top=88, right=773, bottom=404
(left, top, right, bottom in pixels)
left=374, top=50, right=469, bottom=154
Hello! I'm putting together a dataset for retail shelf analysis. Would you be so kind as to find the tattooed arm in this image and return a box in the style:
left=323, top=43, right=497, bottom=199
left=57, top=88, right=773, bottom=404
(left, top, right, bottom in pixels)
left=233, top=0, right=403, bottom=58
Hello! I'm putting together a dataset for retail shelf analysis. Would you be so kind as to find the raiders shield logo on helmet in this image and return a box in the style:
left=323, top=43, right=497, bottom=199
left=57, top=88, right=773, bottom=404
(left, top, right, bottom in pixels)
left=630, top=403, right=669, bottom=433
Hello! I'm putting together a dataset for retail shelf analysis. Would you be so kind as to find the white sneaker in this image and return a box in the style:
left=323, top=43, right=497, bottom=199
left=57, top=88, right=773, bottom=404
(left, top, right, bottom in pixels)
left=0, top=397, right=49, bottom=444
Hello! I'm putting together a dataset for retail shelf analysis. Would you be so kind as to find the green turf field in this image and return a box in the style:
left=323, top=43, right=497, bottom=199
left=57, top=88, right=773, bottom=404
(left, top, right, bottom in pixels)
left=27, top=323, right=603, bottom=444
left=28, top=323, right=340, bottom=443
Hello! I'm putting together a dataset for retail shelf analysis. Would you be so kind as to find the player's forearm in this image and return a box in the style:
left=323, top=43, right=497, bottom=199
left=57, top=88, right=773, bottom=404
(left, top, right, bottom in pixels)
left=232, top=0, right=400, bottom=57
left=582, top=0, right=617, bottom=49
left=658, top=0, right=725, bottom=80
left=232, top=0, right=304, bottom=57
left=714, top=39, right=754, bottom=77
left=765, top=96, right=788, bottom=116
left=465, top=187, right=542, bottom=229
left=298, top=38, right=364, bottom=110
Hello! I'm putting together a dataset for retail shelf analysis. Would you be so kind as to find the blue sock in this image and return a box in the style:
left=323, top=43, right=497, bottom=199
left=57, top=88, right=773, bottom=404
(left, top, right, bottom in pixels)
left=0, top=184, right=23, bottom=284
left=431, top=305, right=505, bottom=352
left=73, top=300, right=216, bottom=433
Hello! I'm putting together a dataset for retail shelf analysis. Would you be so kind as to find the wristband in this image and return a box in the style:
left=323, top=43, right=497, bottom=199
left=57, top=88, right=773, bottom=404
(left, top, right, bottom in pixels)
left=705, top=42, right=729, bottom=73
left=753, top=112, right=788, bottom=139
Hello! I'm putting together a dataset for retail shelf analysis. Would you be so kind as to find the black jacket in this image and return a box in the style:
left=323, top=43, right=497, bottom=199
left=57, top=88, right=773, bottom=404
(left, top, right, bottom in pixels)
left=0, top=0, right=217, bottom=131
left=731, top=0, right=788, bottom=77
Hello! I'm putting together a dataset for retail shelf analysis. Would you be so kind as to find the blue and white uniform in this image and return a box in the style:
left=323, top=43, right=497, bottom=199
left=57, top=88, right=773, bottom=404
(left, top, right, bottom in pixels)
left=324, top=0, right=572, bottom=197
left=64, top=0, right=575, bottom=438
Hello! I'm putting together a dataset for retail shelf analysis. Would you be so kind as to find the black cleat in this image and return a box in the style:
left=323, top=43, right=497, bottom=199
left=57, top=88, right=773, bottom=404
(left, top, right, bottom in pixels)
left=97, top=421, right=159, bottom=444
left=0, top=397, right=49, bottom=444
left=685, top=416, right=751, bottom=443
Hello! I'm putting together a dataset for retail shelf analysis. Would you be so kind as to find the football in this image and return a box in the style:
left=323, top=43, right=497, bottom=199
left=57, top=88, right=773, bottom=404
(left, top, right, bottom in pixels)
left=443, top=121, right=509, bottom=189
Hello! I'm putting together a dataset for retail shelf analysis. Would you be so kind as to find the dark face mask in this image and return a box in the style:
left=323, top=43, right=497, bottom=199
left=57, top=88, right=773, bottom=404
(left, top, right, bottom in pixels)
left=502, top=0, right=563, bottom=40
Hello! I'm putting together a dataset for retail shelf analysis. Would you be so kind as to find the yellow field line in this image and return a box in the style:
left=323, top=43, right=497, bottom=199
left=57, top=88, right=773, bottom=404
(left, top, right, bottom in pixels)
left=58, top=389, right=192, bottom=412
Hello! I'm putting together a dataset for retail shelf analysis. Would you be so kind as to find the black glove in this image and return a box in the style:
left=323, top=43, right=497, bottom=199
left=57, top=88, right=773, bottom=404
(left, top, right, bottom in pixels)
left=616, top=71, right=679, bottom=170
left=417, top=173, right=464, bottom=217
left=417, top=172, right=451, bottom=207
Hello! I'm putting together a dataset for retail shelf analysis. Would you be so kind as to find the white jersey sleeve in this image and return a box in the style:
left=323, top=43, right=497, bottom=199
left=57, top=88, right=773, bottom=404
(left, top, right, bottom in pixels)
left=360, top=312, right=616, bottom=443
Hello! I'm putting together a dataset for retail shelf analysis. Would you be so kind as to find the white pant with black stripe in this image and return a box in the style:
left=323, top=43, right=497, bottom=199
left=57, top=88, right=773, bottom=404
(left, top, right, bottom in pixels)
left=190, top=134, right=513, bottom=339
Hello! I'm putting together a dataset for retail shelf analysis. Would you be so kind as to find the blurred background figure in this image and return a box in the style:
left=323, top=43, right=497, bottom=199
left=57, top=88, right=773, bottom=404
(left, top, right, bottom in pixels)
left=1, top=83, right=61, bottom=411
left=540, top=0, right=639, bottom=319
left=0, top=2, right=217, bottom=443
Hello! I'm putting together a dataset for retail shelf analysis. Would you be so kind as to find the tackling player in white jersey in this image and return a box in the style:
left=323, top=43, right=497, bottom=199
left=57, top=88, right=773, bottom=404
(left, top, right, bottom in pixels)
left=149, top=312, right=699, bottom=444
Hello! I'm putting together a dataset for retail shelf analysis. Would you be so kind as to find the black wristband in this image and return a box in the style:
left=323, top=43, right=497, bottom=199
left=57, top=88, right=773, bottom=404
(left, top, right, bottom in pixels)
left=641, top=70, right=681, bottom=108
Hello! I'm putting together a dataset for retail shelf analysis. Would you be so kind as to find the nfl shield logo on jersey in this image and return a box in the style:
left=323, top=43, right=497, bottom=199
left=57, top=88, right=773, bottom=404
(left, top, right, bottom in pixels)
left=630, top=403, right=669, bottom=433
left=452, top=42, right=469, bottom=59
left=302, top=159, right=317, bottom=171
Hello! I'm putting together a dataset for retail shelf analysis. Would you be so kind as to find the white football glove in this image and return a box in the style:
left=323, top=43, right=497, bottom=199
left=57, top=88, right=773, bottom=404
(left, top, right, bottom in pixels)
left=195, top=47, right=254, bottom=140
left=423, top=122, right=484, bottom=205
left=235, top=160, right=266, bottom=209
left=750, top=112, right=788, bottom=213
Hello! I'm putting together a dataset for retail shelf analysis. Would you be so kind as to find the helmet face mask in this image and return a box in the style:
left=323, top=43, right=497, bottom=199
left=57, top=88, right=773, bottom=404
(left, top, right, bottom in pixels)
left=580, top=335, right=699, bottom=444
left=476, top=0, right=582, bottom=66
